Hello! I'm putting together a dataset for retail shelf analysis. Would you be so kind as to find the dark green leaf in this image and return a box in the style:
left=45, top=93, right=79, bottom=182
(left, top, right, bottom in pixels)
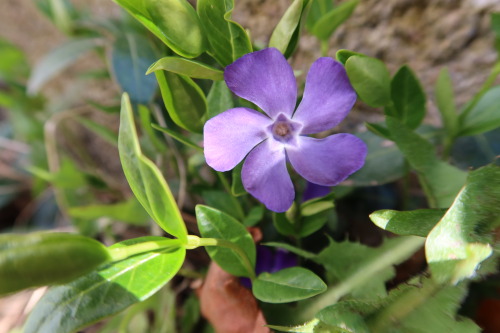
left=151, top=123, right=203, bottom=151
left=242, top=205, right=264, bottom=227
left=201, top=190, right=245, bottom=220
left=370, top=208, right=446, bottom=237
left=451, top=128, right=500, bottom=169
left=252, top=267, right=326, bottom=303
left=273, top=212, right=296, bottom=237
left=147, top=56, right=224, bottom=80
left=364, top=122, right=392, bottom=140
left=195, top=205, right=256, bottom=277
left=262, top=242, right=317, bottom=259
left=118, top=93, right=188, bottom=241
left=207, top=81, right=234, bottom=119
left=68, top=198, right=150, bottom=225
left=310, top=0, right=359, bottom=41
left=155, top=71, right=207, bottom=133
left=24, top=237, right=185, bottom=333
left=491, top=12, right=500, bottom=37
left=197, top=0, right=252, bottom=66
left=458, top=86, right=500, bottom=136
left=231, top=162, right=246, bottom=196
left=0, top=232, right=110, bottom=295
left=435, top=67, right=459, bottom=137
left=389, top=65, right=426, bottom=129
left=345, top=56, right=391, bottom=107
left=306, top=0, right=334, bottom=32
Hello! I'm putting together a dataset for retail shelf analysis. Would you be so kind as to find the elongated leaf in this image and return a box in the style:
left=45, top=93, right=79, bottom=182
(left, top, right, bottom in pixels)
left=25, top=237, right=185, bottom=333
left=77, top=116, right=118, bottom=146
left=27, top=38, right=101, bottom=94
left=0, top=232, right=110, bottom=295
left=197, top=0, right=252, bottom=66
left=306, top=0, right=334, bottom=32
left=155, top=71, right=207, bottom=133
left=68, top=198, right=150, bottom=225
left=426, top=163, right=500, bottom=284
left=231, top=162, right=246, bottom=196
left=310, top=0, right=359, bottom=41
left=252, top=267, right=326, bottom=303
left=147, top=57, right=224, bottom=80
left=113, top=0, right=206, bottom=58
left=435, top=67, right=459, bottom=137
left=370, top=209, right=446, bottom=237
left=201, top=190, right=244, bottom=220
left=458, top=86, right=500, bottom=136
left=269, top=0, right=311, bottom=58
left=111, top=33, right=158, bottom=104
left=195, top=205, right=255, bottom=277
left=118, top=93, right=187, bottom=242
left=389, top=65, right=426, bottom=129
left=151, top=124, right=202, bottom=151
left=207, top=80, right=234, bottom=119
left=386, top=117, right=467, bottom=208
left=345, top=55, right=391, bottom=107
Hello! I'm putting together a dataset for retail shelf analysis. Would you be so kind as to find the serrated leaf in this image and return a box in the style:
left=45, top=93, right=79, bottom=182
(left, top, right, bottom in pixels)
left=253, top=267, right=326, bottom=303
left=435, top=67, right=459, bottom=137
left=370, top=208, right=446, bottom=237
left=147, top=56, right=223, bottom=80
left=310, top=0, right=359, bottom=41
left=458, top=85, right=500, bottom=136
left=118, top=93, right=187, bottom=242
left=197, top=0, right=252, bottom=66
left=0, top=232, right=110, bottom=295
left=24, top=237, right=185, bottom=333
left=195, top=205, right=256, bottom=277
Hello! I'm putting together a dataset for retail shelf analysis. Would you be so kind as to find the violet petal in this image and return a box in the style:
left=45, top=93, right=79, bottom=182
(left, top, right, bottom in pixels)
left=303, top=182, right=331, bottom=202
left=292, top=58, right=357, bottom=134
left=204, top=107, right=271, bottom=171
left=271, top=248, right=297, bottom=273
left=224, top=48, right=297, bottom=119
left=242, top=140, right=294, bottom=212
left=287, top=134, right=367, bottom=186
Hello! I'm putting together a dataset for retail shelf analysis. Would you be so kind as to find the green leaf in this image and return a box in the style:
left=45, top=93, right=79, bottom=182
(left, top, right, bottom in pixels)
left=151, top=123, right=203, bottom=151
left=147, top=56, right=224, bottom=80
left=231, top=162, right=246, bottom=196
left=195, top=205, right=256, bottom=277
left=370, top=209, right=446, bottom=237
left=27, top=38, right=100, bottom=94
left=155, top=71, right=207, bottom=133
left=269, top=0, right=311, bottom=58
left=201, top=190, right=245, bottom=220
left=0, top=232, right=110, bottom=295
left=317, top=303, right=370, bottom=333
left=426, top=163, right=500, bottom=284
left=389, top=65, right=426, bottom=129
left=24, top=237, right=185, bottom=333
left=268, top=319, right=335, bottom=332
left=335, top=49, right=365, bottom=65
left=435, top=67, right=459, bottom=137
left=458, top=85, right=500, bottom=136
left=273, top=212, right=296, bottom=237
left=114, top=0, right=206, bottom=58
left=345, top=55, right=391, bottom=107
left=252, top=267, right=326, bottom=303
left=310, top=0, right=359, bottom=41
left=68, top=198, right=150, bottom=225
left=364, top=122, right=391, bottom=140
left=118, top=93, right=187, bottom=242
left=306, top=0, right=333, bottom=31
left=77, top=116, right=118, bottom=146
left=197, top=0, right=252, bottom=66
left=0, top=38, right=29, bottom=81
left=111, top=33, right=158, bottom=104
left=207, top=80, right=234, bottom=119
left=263, top=242, right=317, bottom=260
left=242, top=206, right=264, bottom=227
left=491, top=12, right=500, bottom=37
left=386, top=117, right=467, bottom=208
left=138, top=105, right=166, bottom=153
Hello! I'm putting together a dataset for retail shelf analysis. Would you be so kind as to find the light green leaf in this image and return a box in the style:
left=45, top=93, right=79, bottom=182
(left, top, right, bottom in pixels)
left=118, top=93, right=187, bottom=242
left=0, top=38, right=29, bottom=80
left=151, top=123, right=203, bottom=151
left=426, top=163, right=500, bottom=284
left=195, top=205, right=256, bottom=277
left=370, top=208, right=446, bottom=237
left=207, top=80, right=234, bottom=119
left=310, top=0, right=359, bottom=41
left=147, top=57, right=224, bottom=80
left=197, top=0, right=252, bottom=66
left=306, top=0, right=334, bottom=32
left=269, top=0, right=311, bottom=58
left=335, top=49, right=365, bottom=65
left=435, top=67, right=459, bottom=137
left=389, top=65, right=426, bottom=129
left=155, top=71, right=207, bottom=133
left=386, top=117, right=467, bottom=208
left=345, top=55, right=391, bottom=107
left=24, top=237, right=185, bottom=333
left=253, top=267, right=326, bottom=303
left=0, top=232, right=110, bottom=296
left=268, top=319, right=335, bottom=332
left=68, top=198, right=150, bottom=225
left=458, top=85, right=500, bottom=136
left=27, top=38, right=101, bottom=94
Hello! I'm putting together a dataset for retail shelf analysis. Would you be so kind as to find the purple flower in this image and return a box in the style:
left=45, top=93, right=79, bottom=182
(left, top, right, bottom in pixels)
left=204, top=48, right=367, bottom=212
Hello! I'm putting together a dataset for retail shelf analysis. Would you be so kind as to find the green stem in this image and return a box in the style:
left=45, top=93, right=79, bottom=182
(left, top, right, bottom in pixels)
left=108, top=239, right=182, bottom=262
left=320, top=40, right=329, bottom=57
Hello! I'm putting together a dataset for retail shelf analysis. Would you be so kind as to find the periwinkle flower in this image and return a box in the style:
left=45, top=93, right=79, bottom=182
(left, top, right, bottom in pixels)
left=204, top=48, right=367, bottom=212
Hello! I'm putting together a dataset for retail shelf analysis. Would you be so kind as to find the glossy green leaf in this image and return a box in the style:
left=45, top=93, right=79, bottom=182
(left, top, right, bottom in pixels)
left=113, top=0, right=206, bottom=58
left=458, top=85, right=500, bottom=136
left=231, top=162, right=246, bottom=196
left=24, top=237, right=185, bottom=333
left=27, top=38, right=101, bottom=94
left=252, top=267, right=326, bottom=303
left=310, top=0, right=359, bottom=41
left=111, top=33, right=158, bottom=104
left=151, top=124, right=203, bottom=151
left=118, top=93, right=187, bottom=242
left=197, top=0, right=252, bottom=66
left=269, top=0, right=311, bottom=58
left=147, top=57, right=223, bottom=80
left=426, top=163, right=500, bottom=284
left=370, top=208, right=446, bottom=237
left=386, top=117, right=467, bottom=208
left=345, top=55, right=391, bottom=107
left=389, top=65, right=426, bottom=129
left=0, top=232, right=110, bottom=295
left=435, top=67, right=459, bottom=137
left=335, top=49, right=365, bottom=65
left=68, top=198, right=150, bottom=225
left=155, top=71, right=207, bottom=133
left=201, top=190, right=244, bottom=220
left=207, top=80, right=234, bottom=119
left=195, top=205, right=255, bottom=277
